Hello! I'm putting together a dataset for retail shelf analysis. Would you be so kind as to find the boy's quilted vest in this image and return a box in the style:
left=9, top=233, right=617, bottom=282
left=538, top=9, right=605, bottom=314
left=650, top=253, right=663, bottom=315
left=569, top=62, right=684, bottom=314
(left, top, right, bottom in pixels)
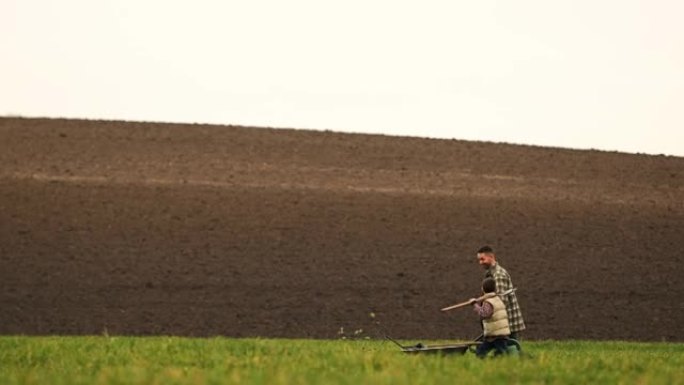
left=483, top=296, right=511, bottom=337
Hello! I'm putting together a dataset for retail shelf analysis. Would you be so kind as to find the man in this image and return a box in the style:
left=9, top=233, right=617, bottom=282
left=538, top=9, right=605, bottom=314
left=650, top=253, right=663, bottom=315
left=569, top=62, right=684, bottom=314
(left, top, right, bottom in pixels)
left=477, top=245, right=525, bottom=340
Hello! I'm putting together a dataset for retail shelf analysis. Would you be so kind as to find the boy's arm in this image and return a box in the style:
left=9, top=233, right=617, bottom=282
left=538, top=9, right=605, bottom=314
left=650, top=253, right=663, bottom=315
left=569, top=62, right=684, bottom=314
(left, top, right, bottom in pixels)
left=473, top=301, right=494, bottom=318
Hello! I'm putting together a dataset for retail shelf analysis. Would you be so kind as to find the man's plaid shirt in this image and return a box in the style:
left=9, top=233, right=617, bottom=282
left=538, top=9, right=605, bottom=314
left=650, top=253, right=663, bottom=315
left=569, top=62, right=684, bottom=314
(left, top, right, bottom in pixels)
left=485, top=263, right=526, bottom=333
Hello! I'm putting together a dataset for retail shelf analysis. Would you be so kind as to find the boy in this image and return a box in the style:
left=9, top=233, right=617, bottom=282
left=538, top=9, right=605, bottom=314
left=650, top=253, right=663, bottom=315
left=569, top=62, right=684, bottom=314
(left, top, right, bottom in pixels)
left=471, top=277, right=511, bottom=358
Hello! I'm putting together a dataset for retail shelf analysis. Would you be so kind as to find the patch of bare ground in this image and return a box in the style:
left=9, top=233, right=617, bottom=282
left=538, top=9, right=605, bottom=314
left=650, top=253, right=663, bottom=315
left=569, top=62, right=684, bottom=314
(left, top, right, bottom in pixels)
left=1, top=117, right=682, bottom=340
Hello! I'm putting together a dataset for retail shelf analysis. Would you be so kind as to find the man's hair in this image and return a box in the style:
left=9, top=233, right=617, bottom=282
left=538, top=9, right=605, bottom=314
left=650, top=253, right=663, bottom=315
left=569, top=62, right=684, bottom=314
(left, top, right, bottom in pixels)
left=477, top=245, right=494, bottom=254
left=482, top=277, right=497, bottom=293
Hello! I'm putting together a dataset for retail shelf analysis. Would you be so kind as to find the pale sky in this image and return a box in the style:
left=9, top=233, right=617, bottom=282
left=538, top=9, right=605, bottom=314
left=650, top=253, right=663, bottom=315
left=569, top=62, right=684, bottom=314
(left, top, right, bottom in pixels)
left=2, top=1, right=683, bottom=156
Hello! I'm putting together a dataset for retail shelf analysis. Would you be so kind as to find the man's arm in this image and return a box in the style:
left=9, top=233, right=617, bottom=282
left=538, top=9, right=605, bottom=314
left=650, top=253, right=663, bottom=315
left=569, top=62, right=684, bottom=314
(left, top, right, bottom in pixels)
left=493, top=269, right=513, bottom=308
left=493, top=270, right=512, bottom=293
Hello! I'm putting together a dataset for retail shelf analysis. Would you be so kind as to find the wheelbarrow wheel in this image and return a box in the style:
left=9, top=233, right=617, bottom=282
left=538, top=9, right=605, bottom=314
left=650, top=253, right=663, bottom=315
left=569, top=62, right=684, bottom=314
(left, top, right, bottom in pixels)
left=505, top=338, right=522, bottom=355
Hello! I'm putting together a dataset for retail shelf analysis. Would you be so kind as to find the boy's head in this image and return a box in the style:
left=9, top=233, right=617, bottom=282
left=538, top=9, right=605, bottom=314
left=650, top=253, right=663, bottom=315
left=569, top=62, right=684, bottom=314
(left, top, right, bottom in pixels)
left=482, top=277, right=496, bottom=294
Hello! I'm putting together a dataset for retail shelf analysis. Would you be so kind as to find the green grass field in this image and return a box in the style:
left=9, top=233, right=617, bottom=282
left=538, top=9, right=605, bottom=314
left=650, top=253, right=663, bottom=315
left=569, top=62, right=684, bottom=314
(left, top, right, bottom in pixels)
left=1, top=337, right=682, bottom=385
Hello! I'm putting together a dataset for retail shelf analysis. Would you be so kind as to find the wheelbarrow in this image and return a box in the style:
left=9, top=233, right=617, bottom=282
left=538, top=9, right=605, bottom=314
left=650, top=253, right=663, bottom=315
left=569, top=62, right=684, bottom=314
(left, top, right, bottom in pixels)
left=385, top=335, right=480, bottom=355
left=387, top=334, right=522, bottom=356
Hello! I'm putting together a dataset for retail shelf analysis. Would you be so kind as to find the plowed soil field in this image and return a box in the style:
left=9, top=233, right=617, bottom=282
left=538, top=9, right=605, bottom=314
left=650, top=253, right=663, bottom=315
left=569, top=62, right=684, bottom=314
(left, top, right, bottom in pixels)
left=1, top=117, right=682, bottom=341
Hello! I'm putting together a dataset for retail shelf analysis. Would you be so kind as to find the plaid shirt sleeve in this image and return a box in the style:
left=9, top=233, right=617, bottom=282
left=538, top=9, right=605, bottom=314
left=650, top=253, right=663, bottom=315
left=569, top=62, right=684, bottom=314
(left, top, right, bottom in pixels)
left=490, top=264, right=526, bottom=333
left=492, top=268, right=512, bottom=293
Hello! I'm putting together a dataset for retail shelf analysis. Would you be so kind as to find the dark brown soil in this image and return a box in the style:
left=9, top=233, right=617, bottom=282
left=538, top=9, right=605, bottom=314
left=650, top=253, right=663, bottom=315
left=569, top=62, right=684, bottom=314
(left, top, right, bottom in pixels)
left=1, top=117, right=682, bottom=341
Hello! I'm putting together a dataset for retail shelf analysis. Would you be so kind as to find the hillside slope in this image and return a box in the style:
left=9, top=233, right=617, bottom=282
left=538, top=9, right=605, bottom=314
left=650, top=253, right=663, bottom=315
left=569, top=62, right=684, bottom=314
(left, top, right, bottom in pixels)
left=1, top=117, right=682, bottom=340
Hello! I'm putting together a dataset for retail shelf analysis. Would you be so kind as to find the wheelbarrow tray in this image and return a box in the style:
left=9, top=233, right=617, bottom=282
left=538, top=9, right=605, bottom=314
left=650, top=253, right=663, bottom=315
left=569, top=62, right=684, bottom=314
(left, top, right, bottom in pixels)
left=400, top=342, right=481, bottom=355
